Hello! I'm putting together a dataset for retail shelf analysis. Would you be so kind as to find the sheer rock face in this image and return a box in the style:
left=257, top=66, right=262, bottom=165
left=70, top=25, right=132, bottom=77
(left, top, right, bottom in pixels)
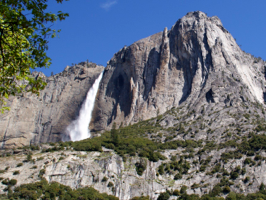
left=91, top=11, right=266, bottom=131
left=0, top=63, right=104, bottom=148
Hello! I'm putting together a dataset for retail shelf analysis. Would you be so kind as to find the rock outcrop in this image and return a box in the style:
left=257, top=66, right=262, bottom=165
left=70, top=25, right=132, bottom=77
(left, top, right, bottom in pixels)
left=1, top=147, right=266, bottom=199
left=91, top=11, right=266, bottom=132
left=0, top=63, right=104, bottom=148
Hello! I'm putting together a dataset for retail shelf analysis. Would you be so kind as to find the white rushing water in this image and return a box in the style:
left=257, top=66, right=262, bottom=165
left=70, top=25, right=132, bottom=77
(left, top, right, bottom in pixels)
left=66, top=72, right=103, bottom=141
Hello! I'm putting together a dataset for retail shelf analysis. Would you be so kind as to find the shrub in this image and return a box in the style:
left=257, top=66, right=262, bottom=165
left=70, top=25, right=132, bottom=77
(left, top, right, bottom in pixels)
left=180, top=186, right=188, bottom=194
left=244, top=176, right=250, bottom=183
left=157, top=191, right=170, bottom=200
left=59, top=156, right=64, bottom=160
left=16, top=163, right=23, bottom=167
left=210, top=185, right=222, bottom=197
left=31, top=165, right=38, bottom=169
left=230, top=172, right=239, bottom=180
left=107, top=182, right=114, bottom=187
left=13, top=171, right=20, bottom=175
left=173, top=189, right=180, bottom=196
left=223, top=186, right=231, bottom=193
left=27, top=154, right=32, bottom=162
left=9, top=179, right=17, bottom=186
left=191, top=183, right=200, bottom=189
left=102, top=176, right=108, bottom=182
left=1, top=179, right=9, bottom=185
left=174, top=173, right=182, bottom=180
left=255, top=155, right=262, bottom=161
left=130, top=196, right=150, bottom=200
left=0, top=170, right=5, bottom=174
left=38, top=169, right=45, bottom=177
left=135, top=160, right=147, bottom=176
left=37, top=157, right=44, bottom=161
left=244, top=158, right=255, bottom=165
left=158, top=164, right=164, bottom=175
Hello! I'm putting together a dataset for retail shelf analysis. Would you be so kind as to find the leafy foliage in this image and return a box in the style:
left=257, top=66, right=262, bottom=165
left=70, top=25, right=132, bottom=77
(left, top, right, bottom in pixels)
left=135, top=159, right=147, bottom=176
left=0, top=0, right=68, bottom=112
left=10, top=179, right=118, bottom=200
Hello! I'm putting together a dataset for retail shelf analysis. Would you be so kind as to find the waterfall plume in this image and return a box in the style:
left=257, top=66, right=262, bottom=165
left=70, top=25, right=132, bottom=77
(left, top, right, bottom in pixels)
left=65, top=72, right=103, bottom=141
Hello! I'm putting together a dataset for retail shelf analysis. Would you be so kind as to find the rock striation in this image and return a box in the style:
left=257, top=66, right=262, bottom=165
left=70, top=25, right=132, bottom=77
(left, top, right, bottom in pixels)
left=0, top=63, right=104, bottom=148
left=91, top=11, right=266, bottom=132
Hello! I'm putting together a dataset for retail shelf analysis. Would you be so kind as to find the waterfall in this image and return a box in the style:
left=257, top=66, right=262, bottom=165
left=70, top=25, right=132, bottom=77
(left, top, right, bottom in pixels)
left=66, top=72, right=103, bottom=141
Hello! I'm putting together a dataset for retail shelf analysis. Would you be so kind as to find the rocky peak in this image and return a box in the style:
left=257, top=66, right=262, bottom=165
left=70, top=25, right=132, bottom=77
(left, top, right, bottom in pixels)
left=91, top=11, right=266, bottom=133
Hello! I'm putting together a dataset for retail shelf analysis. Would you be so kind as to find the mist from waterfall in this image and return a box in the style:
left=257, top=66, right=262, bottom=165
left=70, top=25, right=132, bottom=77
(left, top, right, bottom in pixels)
left=66, top=72, right=103, bottom=141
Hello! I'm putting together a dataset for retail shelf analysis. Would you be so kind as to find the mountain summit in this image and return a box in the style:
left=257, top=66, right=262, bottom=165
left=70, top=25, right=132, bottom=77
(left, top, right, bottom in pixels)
left=91, top=11, right=266, bottom=134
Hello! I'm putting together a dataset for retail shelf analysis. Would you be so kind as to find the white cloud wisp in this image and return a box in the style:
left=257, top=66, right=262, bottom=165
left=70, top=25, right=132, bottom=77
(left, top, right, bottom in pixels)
left=100, top=0, right=118, bottom=11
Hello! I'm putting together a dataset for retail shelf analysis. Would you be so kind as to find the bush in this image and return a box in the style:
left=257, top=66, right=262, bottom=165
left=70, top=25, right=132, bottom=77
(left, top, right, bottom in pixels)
left=180, top=186, right=188, bottom=194
left=107, top=182, right=114, bottom=187
left=131, top=196, right=150, bottom=200
left=174, top=173, right=182, bottom=180
left=37, top=157, right=44, bottom=161
left=230, top=171, right=239, bottom=180
left=223, top=186, right=231, bottom=193
left=38, top=169, right=45, bottom=177
left=135, top=159, right=147, bottom=176
left=210, top=185, right=222, bottom=197
left=1, top=179, right=9, bottom=185
left=157, top=191, right=170, bottom=200
left=27, top=154, right=32, bottom=162
left=173, top=189, right=180, bottom=196
left=244, top=176, right=250, bottom=183
left=16, top=163, right=23, bottom=167
left=102, top=176, right=108, bottom=182
left=59, top=156, right=64, bottom=160
left=13, top=171, right=20, bottom=175
left=9, top=179, right=17, bottom=186
left=244, top=158, right=255, bottom=165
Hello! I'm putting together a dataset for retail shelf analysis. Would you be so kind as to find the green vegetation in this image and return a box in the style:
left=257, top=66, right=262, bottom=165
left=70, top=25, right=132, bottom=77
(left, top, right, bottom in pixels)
left=135, top=159, right=147, bottom=176
left=38, top=169, right=45, bottom=178
left=16, top=163, right=23, bottom=167
left=8, top=179, right=118, bottom=200
left=157, top=190, right=171, bottom=200
left=0, top=0, right=69, bottom=112
left=62, top=120, right=203, bottom=162
left=102, top=177, right=108, bottom=182
left=13, top=171, right=19, bottom=175
left=130, top=196, right=150, bottom=200
left=158, top=157, right=191, bottom=177
left=1, top=178, right=16, bottom=186
left=152, top=183, right=266, bottom=200
left=107, top=182, right=114, bottom=187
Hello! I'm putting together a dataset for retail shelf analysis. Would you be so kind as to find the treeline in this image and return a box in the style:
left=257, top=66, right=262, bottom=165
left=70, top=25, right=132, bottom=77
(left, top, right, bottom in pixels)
left=155, top=183, right=266, bottom=200
left=64, top=122, right=202, bottom=162
left=3, top=180, right=266, bottom=200
left=5, top=179, right=118, bottom=200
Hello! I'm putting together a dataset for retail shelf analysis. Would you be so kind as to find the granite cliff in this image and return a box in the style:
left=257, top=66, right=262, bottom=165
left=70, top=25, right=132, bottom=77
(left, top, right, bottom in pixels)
left=0, top=62, right=104, bottom=148
left=91, top=11, right=266, bottom=133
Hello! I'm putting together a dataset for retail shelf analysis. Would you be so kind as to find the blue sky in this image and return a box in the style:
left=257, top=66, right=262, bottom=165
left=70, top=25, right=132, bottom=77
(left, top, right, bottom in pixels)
left=41, top=0, right=266, bottom=76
